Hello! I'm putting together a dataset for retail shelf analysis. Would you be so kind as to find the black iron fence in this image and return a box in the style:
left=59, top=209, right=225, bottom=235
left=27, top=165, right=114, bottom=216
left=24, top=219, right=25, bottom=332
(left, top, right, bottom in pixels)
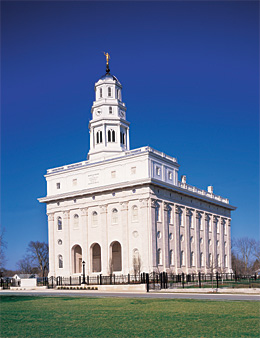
left=1, top=272, right=259, bottom=291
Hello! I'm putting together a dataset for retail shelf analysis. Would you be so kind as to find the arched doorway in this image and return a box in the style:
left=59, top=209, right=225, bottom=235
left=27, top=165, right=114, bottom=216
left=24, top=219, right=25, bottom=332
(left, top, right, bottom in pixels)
left=92, top=243, right=101, bottom=272
left=72, top=245, right=82, bottom=274
left=111, top=241, right=122, bottom=272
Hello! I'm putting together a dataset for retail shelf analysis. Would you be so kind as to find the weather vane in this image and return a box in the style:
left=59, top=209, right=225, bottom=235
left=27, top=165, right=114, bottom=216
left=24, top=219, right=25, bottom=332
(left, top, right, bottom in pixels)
left=103, top=52, right=110, bottom=74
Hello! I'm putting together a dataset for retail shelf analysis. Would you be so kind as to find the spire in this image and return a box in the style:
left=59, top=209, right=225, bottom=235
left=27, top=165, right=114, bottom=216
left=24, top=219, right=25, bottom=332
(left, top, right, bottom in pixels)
left=103, top=52, right=110, bottom=74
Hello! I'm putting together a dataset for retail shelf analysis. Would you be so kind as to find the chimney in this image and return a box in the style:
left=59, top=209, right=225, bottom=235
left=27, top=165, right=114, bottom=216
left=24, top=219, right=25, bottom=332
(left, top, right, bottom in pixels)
left=181, top=175, right=186, bottom=184
left=207, top=186, right=213, bottom=194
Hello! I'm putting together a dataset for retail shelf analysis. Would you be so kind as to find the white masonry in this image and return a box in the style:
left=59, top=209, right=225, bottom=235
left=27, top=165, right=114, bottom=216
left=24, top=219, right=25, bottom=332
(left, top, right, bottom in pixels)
left=39, top=64, right=236, bottom=278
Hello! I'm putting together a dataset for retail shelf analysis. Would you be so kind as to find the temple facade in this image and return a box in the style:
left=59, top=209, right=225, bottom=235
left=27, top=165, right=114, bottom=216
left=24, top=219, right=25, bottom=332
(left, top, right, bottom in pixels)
left=39, top=59, right=236, bottom=277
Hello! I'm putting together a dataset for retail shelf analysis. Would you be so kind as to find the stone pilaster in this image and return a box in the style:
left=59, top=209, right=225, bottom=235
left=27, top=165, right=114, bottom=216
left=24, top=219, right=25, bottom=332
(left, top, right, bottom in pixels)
left=205, top=213, right=211, bottom=269
left=140, top=198, right=150, bottom=272
left=175, top=206, right=182, bottom=270
left=185, top=208, right=192, bottom=271
left=120, top=201, right=129, bottom=274
left=47, top=213, right=55, bottom=277
left=99, top=204, right=108, bottom=274
left=80, top=208, right=88, bottom=274
left=63, top=211, right=70, bottom=276
left=163, top=202, right=170, bottom=269
left=195, top=211, right=202, bottom=271
left=220, top=218, right=226, bottom=271
left=213, top=215, right=219, bottom=270
left=227, top=219, right=232, bottom=272
left=151, top=199, right=158, bottom=269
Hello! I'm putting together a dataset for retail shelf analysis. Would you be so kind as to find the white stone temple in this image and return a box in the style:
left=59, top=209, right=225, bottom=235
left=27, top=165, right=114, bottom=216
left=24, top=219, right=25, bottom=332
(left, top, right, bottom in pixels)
left=39, top=57, right=236, bottom=278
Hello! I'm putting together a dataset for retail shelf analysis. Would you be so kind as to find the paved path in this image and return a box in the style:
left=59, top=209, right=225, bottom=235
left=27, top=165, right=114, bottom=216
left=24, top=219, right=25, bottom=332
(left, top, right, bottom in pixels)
left=1, top=290, right=259, bottom=301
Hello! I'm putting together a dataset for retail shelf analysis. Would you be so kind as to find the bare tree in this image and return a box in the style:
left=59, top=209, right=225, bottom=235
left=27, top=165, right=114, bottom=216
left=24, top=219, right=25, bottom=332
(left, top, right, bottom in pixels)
left=16, top=255, right=36, bottom=274
left=27, top=241, right=49, bottom=277
left=233, top=237, right=255, bottom=274
left=133, top=252, right=142, bottom=278
left=0, top=228, right=7, bottom=274
left=252, top=240, right=260, bottom=262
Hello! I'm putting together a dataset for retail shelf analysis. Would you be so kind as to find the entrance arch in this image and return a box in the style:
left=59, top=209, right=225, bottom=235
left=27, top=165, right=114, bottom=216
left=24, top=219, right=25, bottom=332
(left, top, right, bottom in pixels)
left=91, top=243, right=101, bottom=272
left=71, top=245, right=82, bottom=274
left=110, top=241, right=122, bottom=272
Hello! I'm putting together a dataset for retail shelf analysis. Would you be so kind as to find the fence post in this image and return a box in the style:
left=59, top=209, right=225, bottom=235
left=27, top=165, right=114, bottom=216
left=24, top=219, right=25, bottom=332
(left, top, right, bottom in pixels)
left=87, top=276, right=89, bottom=285
left=128, top=274, right=130, bottom=284
left=146, top=273, right=149, bottom=292
left=216, top=271, right=219, bottom=289
left=182, top=273, right=185, bottom=288
left=100, top=274, right=102, bottom=285
left=160, top=273, right=163, bottom=289
left=165, top=272, right=168, bottom=289
left=198, top=272, right=201, bottom=288
left=255, top=273, right=257, bottom=281
left=51, top=276, right=54, bottom=288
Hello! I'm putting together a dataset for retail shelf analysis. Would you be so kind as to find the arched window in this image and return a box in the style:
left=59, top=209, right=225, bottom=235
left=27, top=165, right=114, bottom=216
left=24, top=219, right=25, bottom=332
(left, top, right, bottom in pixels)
left=200, top=253, right=204, bottom=266
left=116, top=88, right=119, bottom=99
left=71, top=245, right=82, bottom=274
left=73, top=214, right=79, bottom=229
left=224, top=255, right=228, bottom=268
left=209, top=253, right=212, bottom=267
left=112, top=130, right=115, bottom=142
left=109, top=106, right=112, bottom=114
left=92, top=211, right=98, bottom=226
left=108, top=130, right=111, bottom=142
left=58, top=255, right=63, bottom=269
left=120, top=132, right=125, bottom=145
left=181, top=250, right=185, bottom=266
left=157, top=248, right=162, bottom=265
left=132, top=205, right=138, bottom=222
left=99, top=88, right=102, bottom=98
left=170, top=249, right=174, bottom=265
left=191, top=252, right=195, bottom=266
left=57, top=217, right=62, bottom=230
left=112, top=208, right=118, bottom=224
left=108, top=87, right=111, bottom=97
left=96, top=132, right=99, bottom=144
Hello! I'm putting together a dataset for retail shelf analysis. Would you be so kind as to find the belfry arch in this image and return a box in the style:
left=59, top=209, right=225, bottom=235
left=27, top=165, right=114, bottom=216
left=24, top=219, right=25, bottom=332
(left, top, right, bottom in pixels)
left=71, top=244, right=82, bottom=274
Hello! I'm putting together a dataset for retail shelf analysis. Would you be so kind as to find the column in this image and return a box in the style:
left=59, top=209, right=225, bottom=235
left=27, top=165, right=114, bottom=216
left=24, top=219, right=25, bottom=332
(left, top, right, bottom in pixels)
left=100, top=204, right=108, bottom=274
left=140, top=198, right=149, bottom=272
left=213, top=215, right=219, bottom=270
left=185, top=209, right=192, bottom=272
left=47, top=213, right=55, bottom=277
left=151, top=199, right=158, bottom=270
left=63, top=211, right=70, bottom=276
left=203, top=213, right=208, bottom=274
left=175, top=206, right=181, bottom=271
left=195, top=211, right=201, bottom=272
left=120, top=201, right=129, bottom=274
left=163, top=202, right=170, bottom=270
left=220, top=218, right=225, bottom=272
left=80, top=208, right=88, bottom=274
left=227, top=219, right=232, bottom=272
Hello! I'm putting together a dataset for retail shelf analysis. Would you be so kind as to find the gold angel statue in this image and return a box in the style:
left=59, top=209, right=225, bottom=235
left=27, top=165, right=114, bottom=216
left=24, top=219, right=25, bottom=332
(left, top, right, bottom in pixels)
left=103, top=52, right=110, bottom=65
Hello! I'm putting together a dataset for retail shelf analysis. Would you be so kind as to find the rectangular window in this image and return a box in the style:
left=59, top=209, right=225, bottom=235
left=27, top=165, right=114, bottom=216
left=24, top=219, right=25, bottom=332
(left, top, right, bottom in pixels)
left=73, top=179, right=77, bottom=186
left=199, top=218, right=203, bottom=231
left=168, top=171, right=173, bottom=180
left=111, top=171, right=116, bottom=178
left=156, top=167, right=161, bottom=176
left=56, top=183, right=60, bottom=189
left=131, top=166, right=136, bottom=175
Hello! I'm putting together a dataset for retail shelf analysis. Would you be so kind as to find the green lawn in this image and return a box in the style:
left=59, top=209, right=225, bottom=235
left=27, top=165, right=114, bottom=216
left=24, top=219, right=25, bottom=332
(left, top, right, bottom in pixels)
left=1, top=296, right=259, bottom=337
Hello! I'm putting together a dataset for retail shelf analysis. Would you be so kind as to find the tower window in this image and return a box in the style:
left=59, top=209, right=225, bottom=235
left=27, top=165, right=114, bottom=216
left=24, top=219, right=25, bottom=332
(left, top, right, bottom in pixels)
left=120, top=132, right=125, bottom=145
left=112, top=130, right=115, bottom=142
left=117, top=89, right=120, bottom=100
left=96, top=131, right=102, bottom=144
left=56, top=183, right=60, bottom=189
left=108, top=129, right=115, bottom=142
left=109, top=106, right=112, bottom=114
left=100, top=88, right=102, bottom=98
left=108, top=87, right=112, bottom=97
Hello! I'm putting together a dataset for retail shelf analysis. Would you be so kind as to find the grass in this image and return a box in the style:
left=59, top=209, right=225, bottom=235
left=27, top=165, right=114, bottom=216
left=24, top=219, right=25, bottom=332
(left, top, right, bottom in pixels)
left=1, top=296, right=259, bottom=337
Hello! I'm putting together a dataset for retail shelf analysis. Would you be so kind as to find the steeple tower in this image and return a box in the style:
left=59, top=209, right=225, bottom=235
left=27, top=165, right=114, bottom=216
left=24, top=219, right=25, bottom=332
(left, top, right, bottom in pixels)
left=87, top=54, right=130, bottom=161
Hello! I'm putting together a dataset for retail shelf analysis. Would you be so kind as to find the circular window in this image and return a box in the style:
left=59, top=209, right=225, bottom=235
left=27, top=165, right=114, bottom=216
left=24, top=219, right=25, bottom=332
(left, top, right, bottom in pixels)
left=157, top=231, right=161, bottom=239
left=190, top=236, right=194, bottom=243
left=58, top=239, right=62, bottom=245
left=180, top=235, right=184, bottom=242
left=169, top=233, right=173, bottom=240
left=200, top=238, right=203, bottom=245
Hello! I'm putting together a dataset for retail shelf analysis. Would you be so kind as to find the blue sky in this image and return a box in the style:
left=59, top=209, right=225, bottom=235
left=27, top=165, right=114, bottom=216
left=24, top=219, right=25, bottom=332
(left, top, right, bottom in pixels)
left=1, top=1, right=259, bottom=269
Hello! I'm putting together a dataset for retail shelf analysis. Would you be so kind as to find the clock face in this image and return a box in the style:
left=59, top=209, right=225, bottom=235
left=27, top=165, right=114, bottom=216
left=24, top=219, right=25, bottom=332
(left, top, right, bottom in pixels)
left=96, top=110, right=101, bottom=116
